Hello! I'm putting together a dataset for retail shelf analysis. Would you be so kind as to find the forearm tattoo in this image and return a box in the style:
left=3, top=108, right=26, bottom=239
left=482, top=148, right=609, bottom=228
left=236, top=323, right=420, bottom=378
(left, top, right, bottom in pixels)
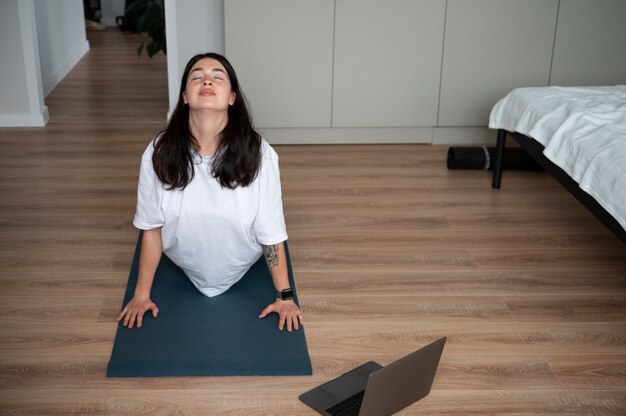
left=262, top=244, right=280, bottom=269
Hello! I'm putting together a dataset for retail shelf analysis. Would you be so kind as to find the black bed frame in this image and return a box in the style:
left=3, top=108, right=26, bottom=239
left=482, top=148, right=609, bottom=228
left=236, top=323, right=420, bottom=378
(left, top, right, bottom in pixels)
left=491, top=129, right=626, bottom=244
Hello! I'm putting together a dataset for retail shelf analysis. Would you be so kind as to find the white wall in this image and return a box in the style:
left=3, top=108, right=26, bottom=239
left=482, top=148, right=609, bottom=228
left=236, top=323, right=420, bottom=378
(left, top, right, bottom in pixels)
left=550, top=0, right=626, bottom=86
left=34, top=0, right=90, bottom=97
left=224, top=0, right=626, bottom=144
left=0, top=0, right=29, bottom=114
left=100, top=0, right=125, bottom=27
left=165, top=0, right=224, bottom=117
left=0, top=0, right=89, bottom=126
left=0, top=0, right=48, bottom=126
left=226, top=0, right=334, bottom=128
left=438, top=0, right=558, bottom=127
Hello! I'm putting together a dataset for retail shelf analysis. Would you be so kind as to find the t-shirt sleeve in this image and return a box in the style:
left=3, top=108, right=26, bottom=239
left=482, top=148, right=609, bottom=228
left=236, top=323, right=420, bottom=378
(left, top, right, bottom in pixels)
left=133, top=142, right=165, bottom=230
left=253, top=143, right=288, bottom=245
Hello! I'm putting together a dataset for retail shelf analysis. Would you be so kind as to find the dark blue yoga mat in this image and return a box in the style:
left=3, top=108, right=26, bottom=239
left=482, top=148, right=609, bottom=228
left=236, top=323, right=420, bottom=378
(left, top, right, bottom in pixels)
left=107, top=232, right=312, bottom=377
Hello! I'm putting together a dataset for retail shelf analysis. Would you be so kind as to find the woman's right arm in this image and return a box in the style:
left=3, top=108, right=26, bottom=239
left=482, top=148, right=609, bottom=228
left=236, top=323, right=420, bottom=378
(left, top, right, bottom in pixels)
left=116, top=227, right=163, bottom=329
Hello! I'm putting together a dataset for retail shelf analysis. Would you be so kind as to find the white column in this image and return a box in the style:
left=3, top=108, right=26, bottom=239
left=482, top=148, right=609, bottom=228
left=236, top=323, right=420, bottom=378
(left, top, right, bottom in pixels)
left=165, top=0, right=224, bottom=120
left=0, top=0, right=48, bottom=127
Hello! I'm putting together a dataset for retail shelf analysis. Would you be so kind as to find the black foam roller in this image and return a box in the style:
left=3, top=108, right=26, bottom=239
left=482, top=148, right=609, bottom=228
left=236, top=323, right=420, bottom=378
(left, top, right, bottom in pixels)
left=447, top=146, right=542, bottom=170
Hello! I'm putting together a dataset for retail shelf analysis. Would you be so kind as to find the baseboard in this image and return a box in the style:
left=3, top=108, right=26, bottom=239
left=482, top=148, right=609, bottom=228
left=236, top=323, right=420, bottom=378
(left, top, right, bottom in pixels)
left=258, top=127, right=432, bottom=144
left=0, top=107, right=49, bottom=127
left=43, top=40, right=90, bottom=97
left=257, top=126, right=498, bottom=145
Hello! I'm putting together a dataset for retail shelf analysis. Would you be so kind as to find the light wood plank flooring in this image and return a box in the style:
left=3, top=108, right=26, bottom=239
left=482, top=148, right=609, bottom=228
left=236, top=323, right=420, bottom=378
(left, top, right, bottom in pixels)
left=0, top=29, right=624, bottom=415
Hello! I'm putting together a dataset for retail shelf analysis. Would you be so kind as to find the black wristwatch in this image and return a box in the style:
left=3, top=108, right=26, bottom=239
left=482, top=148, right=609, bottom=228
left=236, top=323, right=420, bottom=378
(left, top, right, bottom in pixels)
left=277, top=287, right=294, bottom=301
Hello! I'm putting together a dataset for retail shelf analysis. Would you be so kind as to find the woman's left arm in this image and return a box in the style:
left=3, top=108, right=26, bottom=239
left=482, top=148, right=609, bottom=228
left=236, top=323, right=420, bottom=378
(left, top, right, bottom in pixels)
left=258, top=241, right=304, bottom=331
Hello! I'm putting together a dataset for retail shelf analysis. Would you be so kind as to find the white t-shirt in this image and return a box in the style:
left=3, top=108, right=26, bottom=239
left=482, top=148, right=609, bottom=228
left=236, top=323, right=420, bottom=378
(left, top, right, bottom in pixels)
left=133, top=137, right=288, bottom=297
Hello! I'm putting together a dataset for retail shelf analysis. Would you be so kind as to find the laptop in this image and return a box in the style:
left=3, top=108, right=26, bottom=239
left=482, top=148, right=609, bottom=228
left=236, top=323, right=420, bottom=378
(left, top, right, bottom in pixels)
left=299, top=337, right=446, bottom=416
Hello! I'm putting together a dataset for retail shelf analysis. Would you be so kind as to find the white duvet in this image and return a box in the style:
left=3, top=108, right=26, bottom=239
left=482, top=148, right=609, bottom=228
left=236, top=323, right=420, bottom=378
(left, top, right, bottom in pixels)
left=489, top=85, right=626, bottom=232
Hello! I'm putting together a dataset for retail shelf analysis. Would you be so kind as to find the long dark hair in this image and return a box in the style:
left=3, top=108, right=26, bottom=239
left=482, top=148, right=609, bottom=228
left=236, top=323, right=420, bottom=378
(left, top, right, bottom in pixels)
left=152, top=53, right=261, bottom=190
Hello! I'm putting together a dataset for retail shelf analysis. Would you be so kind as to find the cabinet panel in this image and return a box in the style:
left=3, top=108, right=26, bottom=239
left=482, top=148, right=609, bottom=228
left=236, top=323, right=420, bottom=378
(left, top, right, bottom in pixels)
left=225, top=0, right=334, bottom=128
left=438, top=0, right=558, bottom=127
left=550, top=0, right=626, bottom=86
left=332, top=0, right=445, bottom=128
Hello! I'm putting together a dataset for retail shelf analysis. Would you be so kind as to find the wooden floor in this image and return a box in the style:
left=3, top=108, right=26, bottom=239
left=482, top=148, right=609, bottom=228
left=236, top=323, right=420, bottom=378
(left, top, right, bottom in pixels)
left=0, top=29, right=625, bottom=415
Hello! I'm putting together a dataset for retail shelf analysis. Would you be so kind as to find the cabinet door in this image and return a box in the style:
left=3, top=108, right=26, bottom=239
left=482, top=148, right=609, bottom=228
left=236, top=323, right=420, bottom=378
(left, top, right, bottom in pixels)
left=332, top=0, right=445, bottom=128
left=438, top=0, right=558, bottom=127
left=225, top=0, right=334, bottom=128
left=550, top=0, right=626, bottom=86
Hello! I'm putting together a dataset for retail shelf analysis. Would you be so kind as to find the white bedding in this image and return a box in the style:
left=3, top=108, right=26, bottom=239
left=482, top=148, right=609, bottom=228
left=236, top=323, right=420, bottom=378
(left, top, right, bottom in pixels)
left=489, top=85, right=626, bottom=232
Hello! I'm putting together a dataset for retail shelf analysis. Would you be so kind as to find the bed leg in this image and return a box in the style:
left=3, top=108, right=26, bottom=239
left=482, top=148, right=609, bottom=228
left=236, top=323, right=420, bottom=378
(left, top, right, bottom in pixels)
left=492, top=129, right=507, bottom=189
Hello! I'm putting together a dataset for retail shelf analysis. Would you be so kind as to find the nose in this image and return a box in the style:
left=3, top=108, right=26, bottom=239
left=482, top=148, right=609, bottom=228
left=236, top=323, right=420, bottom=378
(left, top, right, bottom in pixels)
left=203, top=79, right=213, bottom=86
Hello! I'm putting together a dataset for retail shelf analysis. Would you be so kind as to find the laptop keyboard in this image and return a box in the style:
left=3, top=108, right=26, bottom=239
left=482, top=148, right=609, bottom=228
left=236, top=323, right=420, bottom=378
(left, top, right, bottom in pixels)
left=325, top=390, right=365, bottom=416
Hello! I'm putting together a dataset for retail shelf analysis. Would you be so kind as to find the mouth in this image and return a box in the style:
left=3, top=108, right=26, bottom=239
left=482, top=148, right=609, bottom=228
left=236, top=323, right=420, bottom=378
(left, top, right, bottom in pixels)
left=199, top=88, right=215, bottom=96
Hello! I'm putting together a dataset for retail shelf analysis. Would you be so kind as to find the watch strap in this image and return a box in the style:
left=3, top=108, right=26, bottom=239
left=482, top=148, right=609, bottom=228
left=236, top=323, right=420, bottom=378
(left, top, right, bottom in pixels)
left=277, top=287, right=294, bottom=301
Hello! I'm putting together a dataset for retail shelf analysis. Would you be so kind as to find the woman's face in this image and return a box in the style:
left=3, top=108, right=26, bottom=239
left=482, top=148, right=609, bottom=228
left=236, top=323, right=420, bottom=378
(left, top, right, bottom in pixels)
left=182, top=58, right=236, bottom=112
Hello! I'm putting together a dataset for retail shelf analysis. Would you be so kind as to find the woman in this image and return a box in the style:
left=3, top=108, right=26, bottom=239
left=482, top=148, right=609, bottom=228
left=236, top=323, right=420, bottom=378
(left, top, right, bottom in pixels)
left=116, top=53, right=303, bottom=332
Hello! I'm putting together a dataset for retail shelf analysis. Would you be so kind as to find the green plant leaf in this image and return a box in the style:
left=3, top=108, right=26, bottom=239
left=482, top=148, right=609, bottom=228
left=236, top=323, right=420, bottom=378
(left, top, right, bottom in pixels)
left=147, top=42, right=159, bottom=58
left=145, top=2, right=161, bottom=21
left=130, top=0, right=165, bottom=57
left=124, top=0, right=147, bottom=15
left=136, top=13, right=147, bottom=33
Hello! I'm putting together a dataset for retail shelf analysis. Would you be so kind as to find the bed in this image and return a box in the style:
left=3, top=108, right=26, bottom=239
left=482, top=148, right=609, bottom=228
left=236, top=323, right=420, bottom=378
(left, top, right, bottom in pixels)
left=488, top=85, right=626, bottom=244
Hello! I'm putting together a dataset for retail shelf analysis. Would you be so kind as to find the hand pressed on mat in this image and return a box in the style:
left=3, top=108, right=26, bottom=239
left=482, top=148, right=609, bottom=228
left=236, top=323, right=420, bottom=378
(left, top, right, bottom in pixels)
left=259, top=298, right=304, bottom=332
left=117, top=296, right=304, bottom=331
left=116, top=295, right=159, bottom=329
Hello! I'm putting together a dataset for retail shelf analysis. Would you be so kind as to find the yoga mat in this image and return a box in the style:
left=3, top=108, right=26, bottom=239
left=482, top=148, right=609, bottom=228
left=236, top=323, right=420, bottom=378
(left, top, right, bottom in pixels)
left=107, top=232, right=312, bottom=377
